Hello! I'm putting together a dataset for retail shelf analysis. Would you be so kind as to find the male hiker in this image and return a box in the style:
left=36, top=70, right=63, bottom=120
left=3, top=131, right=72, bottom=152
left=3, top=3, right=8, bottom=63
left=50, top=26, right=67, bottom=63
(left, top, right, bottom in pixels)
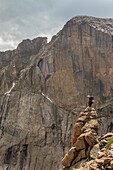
left=87, top=95, right=94, bottom=110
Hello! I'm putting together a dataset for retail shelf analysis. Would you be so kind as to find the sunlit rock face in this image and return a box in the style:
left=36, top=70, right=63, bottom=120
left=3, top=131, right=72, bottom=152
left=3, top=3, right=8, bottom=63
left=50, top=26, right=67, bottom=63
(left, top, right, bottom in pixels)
left=0, top=16, right=113, bottom=169
left=36, top=16, right=113, bottom=110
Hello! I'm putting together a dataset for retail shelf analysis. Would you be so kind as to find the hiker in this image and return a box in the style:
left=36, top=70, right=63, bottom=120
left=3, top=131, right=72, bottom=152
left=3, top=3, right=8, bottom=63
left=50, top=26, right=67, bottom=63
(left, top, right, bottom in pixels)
left=87, top=95, right=94, bottom=110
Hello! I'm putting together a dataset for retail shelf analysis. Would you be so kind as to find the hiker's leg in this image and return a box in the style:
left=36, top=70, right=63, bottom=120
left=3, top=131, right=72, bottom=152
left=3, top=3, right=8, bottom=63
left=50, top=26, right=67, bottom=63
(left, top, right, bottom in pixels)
left=89, top=103, right=92, bottom=110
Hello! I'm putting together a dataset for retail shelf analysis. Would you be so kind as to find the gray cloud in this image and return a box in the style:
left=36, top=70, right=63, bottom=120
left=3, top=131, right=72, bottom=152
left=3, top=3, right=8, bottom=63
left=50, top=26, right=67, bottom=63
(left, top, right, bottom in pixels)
left=0, top=0, right=113, bottom=51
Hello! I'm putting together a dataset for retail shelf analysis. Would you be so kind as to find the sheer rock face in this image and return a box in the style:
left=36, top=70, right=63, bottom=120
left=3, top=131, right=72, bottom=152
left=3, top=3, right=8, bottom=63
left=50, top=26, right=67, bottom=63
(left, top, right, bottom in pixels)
left=0, top=16, right=113, bottom=169
left=0, top=91, right=77, bottom=170
left=36, top=16, right=113, bottom=109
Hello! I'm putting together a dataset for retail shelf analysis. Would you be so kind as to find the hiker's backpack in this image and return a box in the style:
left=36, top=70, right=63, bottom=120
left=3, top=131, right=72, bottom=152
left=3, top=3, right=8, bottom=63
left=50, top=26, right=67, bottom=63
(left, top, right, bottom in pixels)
left=88, top=96, right=94, bottom=103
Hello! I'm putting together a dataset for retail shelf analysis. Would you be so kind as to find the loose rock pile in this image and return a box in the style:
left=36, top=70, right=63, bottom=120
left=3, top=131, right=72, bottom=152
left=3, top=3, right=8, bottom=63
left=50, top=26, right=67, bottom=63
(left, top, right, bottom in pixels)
left=86, top=133, right=113, bottom=170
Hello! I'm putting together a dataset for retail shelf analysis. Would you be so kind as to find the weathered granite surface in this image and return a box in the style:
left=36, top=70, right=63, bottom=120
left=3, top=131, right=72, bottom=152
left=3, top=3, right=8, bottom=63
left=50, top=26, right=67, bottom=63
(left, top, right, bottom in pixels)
left=0, top=91, right=77, bottom=170
left=0, top=16, right=113, bottom=169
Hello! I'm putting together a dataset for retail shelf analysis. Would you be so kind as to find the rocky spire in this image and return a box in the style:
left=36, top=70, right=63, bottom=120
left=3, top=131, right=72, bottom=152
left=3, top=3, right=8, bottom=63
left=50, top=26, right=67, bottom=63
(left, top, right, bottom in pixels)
left=61, top=107, right=99, bottom=168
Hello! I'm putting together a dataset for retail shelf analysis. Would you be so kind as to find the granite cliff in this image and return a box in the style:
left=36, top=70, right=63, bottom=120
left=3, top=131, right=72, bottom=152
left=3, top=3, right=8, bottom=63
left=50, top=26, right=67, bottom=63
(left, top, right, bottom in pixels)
left=0, top=16, right=113, bottom=169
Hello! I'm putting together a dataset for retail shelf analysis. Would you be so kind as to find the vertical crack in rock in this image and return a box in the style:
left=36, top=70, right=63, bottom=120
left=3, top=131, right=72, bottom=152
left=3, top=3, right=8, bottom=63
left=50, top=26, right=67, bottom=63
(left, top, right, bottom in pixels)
left=0, top=95, right=5, bottom=125
left=4, top=146, right=12, bottom=164
left=34, top=156, right=37, bottom=170
left=19, top=144, right=28, bottom=170
left=0, top=95, right=10, bottom=138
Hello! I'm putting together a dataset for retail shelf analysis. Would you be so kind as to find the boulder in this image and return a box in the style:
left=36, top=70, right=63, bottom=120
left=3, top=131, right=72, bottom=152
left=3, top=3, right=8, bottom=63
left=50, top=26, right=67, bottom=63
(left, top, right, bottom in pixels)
left=71, top=122, right=83, bottom=147
left=90, top=143, right=100, bottom=159
left=62, top=147, right=78, bottom=167
left=101, top=133, right=113, bottom=139
left=76, top=134, right=86, bottom=150
left=98, top=151, right=106, bottom=158
left=71, top=149, right=86, bottom=165
left=110, top=160, right=113, bottom=168
left=85, top=130, right=98, bottom=146
left=81, top=119, right=99, bottom=134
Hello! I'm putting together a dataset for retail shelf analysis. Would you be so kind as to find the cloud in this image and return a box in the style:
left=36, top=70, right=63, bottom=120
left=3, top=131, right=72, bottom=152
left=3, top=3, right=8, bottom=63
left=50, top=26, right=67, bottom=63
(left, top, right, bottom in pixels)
left=0, top=0, right=113, bottom=51
left=0, top=36, right=17, bottom=51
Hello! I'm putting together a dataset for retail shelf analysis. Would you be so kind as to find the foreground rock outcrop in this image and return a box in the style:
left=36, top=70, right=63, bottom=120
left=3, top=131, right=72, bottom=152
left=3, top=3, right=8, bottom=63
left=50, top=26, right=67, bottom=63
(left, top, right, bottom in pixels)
left=61, top=109, right=113, bottom=170
left=66, top=133, right=113, bottom=170
left=61, top=107, right=99, bottom=168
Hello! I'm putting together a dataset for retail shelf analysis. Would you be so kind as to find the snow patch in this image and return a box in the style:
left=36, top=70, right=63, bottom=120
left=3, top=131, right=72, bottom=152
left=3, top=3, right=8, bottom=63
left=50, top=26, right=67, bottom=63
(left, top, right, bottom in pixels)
left=4, top=82, right=15, bottom=95
left=42, top=92, right=53, bottom=103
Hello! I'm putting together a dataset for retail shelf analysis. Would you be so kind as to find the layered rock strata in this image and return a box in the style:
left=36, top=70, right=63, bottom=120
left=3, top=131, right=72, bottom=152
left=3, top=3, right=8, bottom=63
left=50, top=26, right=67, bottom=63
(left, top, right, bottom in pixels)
left=61, top=107, right=99, bottom=168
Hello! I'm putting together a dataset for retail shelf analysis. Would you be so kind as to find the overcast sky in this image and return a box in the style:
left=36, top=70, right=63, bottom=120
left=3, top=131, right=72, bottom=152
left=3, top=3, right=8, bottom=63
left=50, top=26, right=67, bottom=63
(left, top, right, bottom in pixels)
left=0, top=0, right=113, bottom=51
